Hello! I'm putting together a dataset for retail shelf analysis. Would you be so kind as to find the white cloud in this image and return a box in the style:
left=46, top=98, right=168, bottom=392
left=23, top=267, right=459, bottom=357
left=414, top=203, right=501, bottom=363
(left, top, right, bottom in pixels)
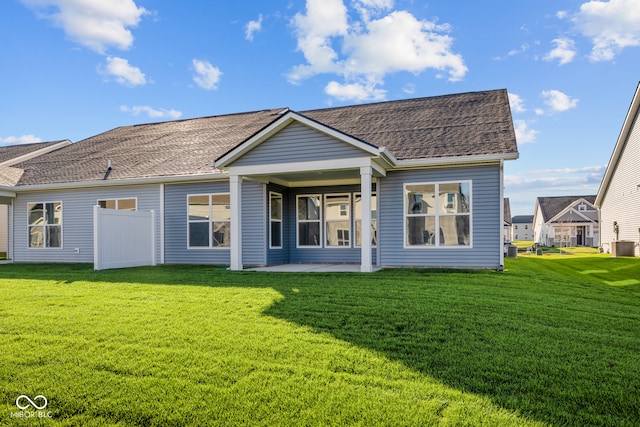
left=572, top=0, right=640, bottom=61
left=21, top=0, right=148, bottom=53
left=245, top=14, right=263, bottom=41
left=0, top=135, right=42, bottom=145
left=508, top=93, right=526, bottom=113
left=541, top=89, right=579, bottom=112
left=100, top=56, right=146, bottom=86
left=120, top=105, right=182, bottom=119
left=325, top=80, right=386, bottom=101
left=505, top=165, right=605, bottom=192
left=543, top=37, right=577, bottom=65
left=192, top=59, right=223, bottom=90
left=289, top=0, right=467, bottom=101
left=513, top=120, right=538, bottom=144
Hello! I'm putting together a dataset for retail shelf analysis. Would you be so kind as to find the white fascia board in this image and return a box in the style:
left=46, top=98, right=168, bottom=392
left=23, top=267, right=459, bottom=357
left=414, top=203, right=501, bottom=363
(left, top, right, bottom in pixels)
left=13, top=172, right=229, bottom=193
left=0, top=189, right=16, bottom=198
left=393, top=152, right=518, bottom=169
left=596, top=82, right=640, bottom=208
left=228, top=157, right=376, bottom=177
left=215, top=111, right=380, bottom=168
left=0, top=140, right=72, bottom=167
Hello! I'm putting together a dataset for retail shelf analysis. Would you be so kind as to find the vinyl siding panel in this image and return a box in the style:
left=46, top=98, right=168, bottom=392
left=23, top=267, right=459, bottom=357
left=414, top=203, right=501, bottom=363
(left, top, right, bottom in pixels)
left=0, top=205, right=7, bottom=252
left=164, top=181, right=231, bottom=265
left=231, top=122, right=369, bottom=166
left=600, top=110, right=640, bottom=256
left=379, top=165, right=502, bottom=268
left=163, top=180, right=267, bottom=265
left=241, top=180, right=267, bottom=266
left=13, top=185, right=162, bottom=263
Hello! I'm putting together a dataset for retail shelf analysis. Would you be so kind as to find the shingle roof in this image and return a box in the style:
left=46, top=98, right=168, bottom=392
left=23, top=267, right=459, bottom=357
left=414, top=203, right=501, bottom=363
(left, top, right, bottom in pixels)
left=511, top=215, right=533, bottom=224
left=537, top=196, right=596, bottom=223
left=0, top=140, right=68, bottom=164
left=302, top=89, right=516, bottom=160
left=13, top=89, right=517, bottom=186
left=14, top=110, right=284, bottom=186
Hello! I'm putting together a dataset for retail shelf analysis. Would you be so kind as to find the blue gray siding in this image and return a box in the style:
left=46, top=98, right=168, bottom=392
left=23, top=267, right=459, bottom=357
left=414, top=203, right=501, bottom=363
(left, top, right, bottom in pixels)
left=378, top=165, right=502, bottom=268
left=163, top=180, right=266, bottom=266
left=13, top=185, right=162, bottom=263
left=231, top=122, right=369, bottom=166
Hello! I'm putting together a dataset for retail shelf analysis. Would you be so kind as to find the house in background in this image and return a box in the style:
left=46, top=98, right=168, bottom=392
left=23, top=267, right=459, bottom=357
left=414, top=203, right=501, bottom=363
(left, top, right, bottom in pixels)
left=0, top=140, right=71, bottom=257
left=511, top=215, right=533, bottom=241
left=0, top=89, right=518, bottom=271
left=532, top=196, right=599, bottom=247
left=596, top=82, right=640, bottom=256
left=503, top=198, right=512, bottom=242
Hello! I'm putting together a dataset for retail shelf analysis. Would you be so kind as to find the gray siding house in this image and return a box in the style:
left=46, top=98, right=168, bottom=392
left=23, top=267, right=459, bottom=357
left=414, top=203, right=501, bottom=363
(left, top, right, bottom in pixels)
left=532, top=196, right=599, bottom=247
left=0, top=89, right=518, bottom=270
left=596, top=83, right=640, bottom=256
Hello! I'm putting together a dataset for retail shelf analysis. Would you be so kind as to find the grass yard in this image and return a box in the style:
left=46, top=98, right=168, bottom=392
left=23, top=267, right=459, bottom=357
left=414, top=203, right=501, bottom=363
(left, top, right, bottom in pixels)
left=0, top=257, right=639, bottom=426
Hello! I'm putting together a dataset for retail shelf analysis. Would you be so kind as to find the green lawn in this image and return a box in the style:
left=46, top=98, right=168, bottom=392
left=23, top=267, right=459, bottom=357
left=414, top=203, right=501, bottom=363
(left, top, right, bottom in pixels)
left=0, top=257, right=639, bottom=426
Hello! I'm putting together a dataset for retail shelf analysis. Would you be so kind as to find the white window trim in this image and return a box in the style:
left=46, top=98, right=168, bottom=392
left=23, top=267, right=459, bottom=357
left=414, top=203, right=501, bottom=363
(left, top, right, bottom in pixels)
left=27, top=201, right=63, bottom=249
left=296, top=194, right=322, bottom=248
left=269, top=191, right=283, bottom=249
left=403, top=181, right=473, bottom=249
left=96, top=197, right=138, bottom=210
left=186, top=193, right=231, bottom=250
left=324, top=193, right=351, bottom=248
left=353, top=192, right=377, bottom=248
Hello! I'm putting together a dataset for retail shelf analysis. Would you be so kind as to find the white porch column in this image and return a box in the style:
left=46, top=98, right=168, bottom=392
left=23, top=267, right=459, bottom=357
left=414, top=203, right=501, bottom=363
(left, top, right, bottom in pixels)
left=230, top=174, right=243, bottom=271
left=360, top=166, right=373, bottom=272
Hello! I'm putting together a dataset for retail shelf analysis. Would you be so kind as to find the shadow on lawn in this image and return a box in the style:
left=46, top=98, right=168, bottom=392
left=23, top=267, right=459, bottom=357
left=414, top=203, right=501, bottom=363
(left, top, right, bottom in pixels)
left=2, top=262, right=640, bottom=426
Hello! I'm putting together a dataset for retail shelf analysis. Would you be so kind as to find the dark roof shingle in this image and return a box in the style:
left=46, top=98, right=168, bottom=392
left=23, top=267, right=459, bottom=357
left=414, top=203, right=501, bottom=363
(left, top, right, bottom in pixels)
left=537, top=196, right=596, bottom=222
left=13, top=89, right=517, bottom=186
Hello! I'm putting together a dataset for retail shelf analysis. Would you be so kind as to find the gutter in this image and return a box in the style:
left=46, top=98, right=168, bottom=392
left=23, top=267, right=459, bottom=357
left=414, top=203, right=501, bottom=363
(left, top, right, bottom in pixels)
left=393, top=152, right=519, bottom=169
left=9, top=171, right=229, bottom=193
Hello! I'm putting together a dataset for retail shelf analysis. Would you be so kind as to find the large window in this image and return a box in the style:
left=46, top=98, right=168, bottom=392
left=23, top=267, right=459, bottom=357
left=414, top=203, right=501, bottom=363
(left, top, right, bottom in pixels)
left=354, top=193, right=377, bottom=247
left=270, top=192, right=283, bottom=249
left=98, top=198, right=136, bottom=210
left=28, top=202, right=62, bottom=248
left=188, top=194, right=230, bottom=248
left=404, top=182, right=471, bottom=247
left=325, top=194, right=350, bottom=247
left=297, top=195, right=321, bottom=247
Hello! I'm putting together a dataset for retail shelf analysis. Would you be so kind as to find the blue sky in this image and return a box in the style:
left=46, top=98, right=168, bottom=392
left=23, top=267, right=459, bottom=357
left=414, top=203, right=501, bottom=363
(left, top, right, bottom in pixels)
left=1, top=0, right=639, bottom=215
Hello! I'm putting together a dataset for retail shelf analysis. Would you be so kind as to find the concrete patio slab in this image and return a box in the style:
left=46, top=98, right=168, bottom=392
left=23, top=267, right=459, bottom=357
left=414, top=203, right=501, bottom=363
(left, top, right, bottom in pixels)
left=246, top=264, right=379, bottom=273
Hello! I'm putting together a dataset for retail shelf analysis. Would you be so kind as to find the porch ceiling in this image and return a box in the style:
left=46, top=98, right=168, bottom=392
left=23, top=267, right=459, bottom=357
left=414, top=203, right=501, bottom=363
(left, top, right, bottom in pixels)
left=249, top=167, right=382, bottom=187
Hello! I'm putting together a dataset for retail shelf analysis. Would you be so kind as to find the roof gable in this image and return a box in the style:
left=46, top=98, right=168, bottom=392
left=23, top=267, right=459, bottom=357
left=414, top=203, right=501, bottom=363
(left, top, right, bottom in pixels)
left=537, top=195, right=597, bottom=223
left=215, top=111, right=380, bottom=168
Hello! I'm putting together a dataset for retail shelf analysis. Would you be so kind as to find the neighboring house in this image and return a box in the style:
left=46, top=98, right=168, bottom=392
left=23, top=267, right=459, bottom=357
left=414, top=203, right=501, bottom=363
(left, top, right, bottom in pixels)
left=0, top=140, right=72, bottom=255
left=532, top=196, right=599, bottom=247
left=511, top=215, right=533, bottom=241
left=0, top=89, right=518, bottom=271
left=596, top=82, right=640, bottom=256
left=503, top=198, right=512, bottom=242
